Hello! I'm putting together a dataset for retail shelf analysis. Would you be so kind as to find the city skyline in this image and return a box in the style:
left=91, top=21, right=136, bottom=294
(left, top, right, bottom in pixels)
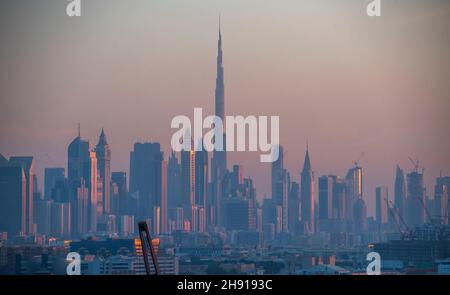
left=1, top=0, right=450, bottom=217
left=1, top=1, right=450, bottom=277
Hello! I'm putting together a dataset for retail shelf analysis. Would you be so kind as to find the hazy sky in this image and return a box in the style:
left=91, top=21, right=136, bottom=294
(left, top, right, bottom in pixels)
left=1, top=0, right=449, bottom=216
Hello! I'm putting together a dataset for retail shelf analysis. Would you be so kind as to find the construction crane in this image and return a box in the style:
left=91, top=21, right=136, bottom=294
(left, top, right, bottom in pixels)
left=354, top=152, right=365, bottom=167
left=138, top=221, right=160, bottom=275
left=408, top=156, right=422, bottom=173
left=385, top=198, right=412, bottom=239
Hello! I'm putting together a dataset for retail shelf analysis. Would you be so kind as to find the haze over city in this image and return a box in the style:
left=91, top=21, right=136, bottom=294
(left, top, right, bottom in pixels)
left=1, top=0, right=449, bottom=216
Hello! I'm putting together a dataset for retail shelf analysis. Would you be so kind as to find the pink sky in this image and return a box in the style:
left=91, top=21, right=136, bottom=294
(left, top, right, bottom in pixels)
left=1, top=0, right=449, bottom=215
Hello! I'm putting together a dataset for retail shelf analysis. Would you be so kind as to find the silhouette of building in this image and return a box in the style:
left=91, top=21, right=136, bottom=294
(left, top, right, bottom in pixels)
left=44, top=168, right=64, bottom=200
left=434, top=176, right=449, bottom=225
left=375, top=186, right=389, bottom=228
left=211, top=19, right=227, bottom=227
left=394, top=165, right=407, bottom=221
left=8, top=156, right=34, bottom=235
left=407, top=170, right=426, bottom=227
left=272, top=146, right=289, bottom=233
left=111, top=172, right=127, bottom=215
left=67, top=128, right=98, bottom=236
left=129, top=142, right=163, bottom=231
left=0, top=163, right=27, bottom=237
left=288, top=181, right=300, bottom=234
left=167, top=151, right=181, bottom=211
left=300, top=149, right=314, bottom=234
left=95, top=129, right=111, bottom=215
left=318, top=175, right=336, bottom=232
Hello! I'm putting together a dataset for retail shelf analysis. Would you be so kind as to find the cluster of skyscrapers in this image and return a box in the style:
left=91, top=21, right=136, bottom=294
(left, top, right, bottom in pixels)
left=0, top=25, right=449, bottom=248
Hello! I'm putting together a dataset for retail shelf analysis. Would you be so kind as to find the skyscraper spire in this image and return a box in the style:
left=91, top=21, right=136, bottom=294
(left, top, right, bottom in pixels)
left=215, top=15, right=224, bottom=120
left=211, top=16, right=227, bottom=227
left=303, top=148, right=311, bottom=172
left=300, top=148, right=314, bottom=234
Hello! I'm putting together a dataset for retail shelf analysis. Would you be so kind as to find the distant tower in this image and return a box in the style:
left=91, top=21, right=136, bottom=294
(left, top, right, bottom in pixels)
left=67, top=127, right=97, bottom=235
left=394, top=165, right=406, bottom=220
left=272, top=145, right=289, bottom=233
left=407, top=169, right=426, bottom=227
left=375, top=186, right=389, bottom=227
left=129, top=142, right=163, bottom=229
left=345, top=164, right=363, bottom=223
left=300, top=148, right=315, bottom=234
left=211, top=18, right=227, bottom=226
left=95, top=128, right=111, bottom=214
left=8, top=157, right=34, bottom=235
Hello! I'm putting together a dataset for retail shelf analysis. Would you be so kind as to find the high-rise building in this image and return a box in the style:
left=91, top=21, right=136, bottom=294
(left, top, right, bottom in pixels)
left=288, top=181, right=300, bottom=234
left=224, top=198, right=252, bottom=231
left=129, top=142, right=163, bottom=225
left=34, top=198, right=52, bottom=235
left=211, top=20, right=227, bottom=227
left=212, top=18, right=227, bottom=176
left=8, top=156, right=34, bottom=235
left=318, top=175, right=336, bottom=232
left=67, top=129, right=98, bottom=236
left=0, top=164, right=26, bottom=237
left=272, top=146, right=289, bottom=232
left=95, top=128, right=111, bottom=214
left=319, top=175, right=335, bottom=221
left=167, top=151, right=181, bottom=210
left=111, top=172, right=127, bottom=215
left=181, top=149, right=195, bottom=225
left=50, top=202, right=71, bottom=238
left=407, top=170, right=426, bottom=227
left=195, top=148, right=208, bottom=208
left=300, top=149, right=314, bottom=234
left=394, top=165, right=407, bottom=220
left=161, top=160, right=168, bottom=234
left=333, top=178, right=348, bottom=220
left=345, top=164, right=363, bottom=223
left=375, top=186, right=389, bottom=227
left=44, top=168, right=65, bottom=200
left=434, top=176, right=450, bottom=225
left=353, top=198, right=367, bottom=234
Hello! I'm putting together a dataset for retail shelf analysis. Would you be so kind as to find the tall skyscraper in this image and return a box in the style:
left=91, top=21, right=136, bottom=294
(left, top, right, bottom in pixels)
left=434, top=176, right=449, bottom=225
left=288, top=181, right=300, bottom=234
left=318, top=175, right=336, bottom=232
left=211, top=20, right=227, bottom=227
left=44, top=168, right=65, bottom=200
left=111, top=172, right=127, bottom=215
left=213, top=18, right=227, bottom=175
left=353, top=197, right=367, bottom=234
left=8, top=156, right=34, bottom=235
left=181, top=149, right=195, bottom=208
left=318, top=175, right=335, bottom=220
left=167, top=151, right=181, bottom=210
left=346, top=164, right=363, bottom=223
left=407, top=169, right=426, bottom=227
left=0, top=164, right=27, bottom=237
left=129, top=142, right=163, bottom=226
left=375, top=186, right=389, bottom=227
left=95, top=128, right=111, bottom=214
left=161, top=160, right=168, bottom=234
left=67, top=129, right=98, bottom=235
left=272, top=145, right=289, bottom=232
left=195, top=148, right=208, bottom=208
left=394, top=165, right=407, bottom=220
left=300, top=148, right=314, bottom=234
